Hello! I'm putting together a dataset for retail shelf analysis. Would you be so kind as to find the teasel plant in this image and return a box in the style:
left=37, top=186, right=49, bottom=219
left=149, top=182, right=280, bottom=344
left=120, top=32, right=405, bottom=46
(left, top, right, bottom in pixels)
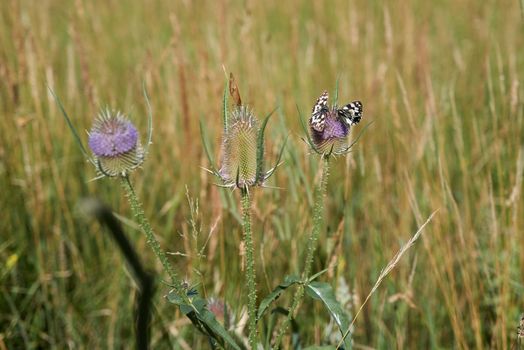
left=51, top=87, right=245, bottom=350
left=272, top=83, right=369, bottom=350
left=201, top=73, right=286, bottom=349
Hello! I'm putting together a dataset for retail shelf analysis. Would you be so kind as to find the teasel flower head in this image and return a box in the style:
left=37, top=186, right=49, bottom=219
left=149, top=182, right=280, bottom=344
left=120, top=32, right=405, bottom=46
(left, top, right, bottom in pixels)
left=302, top=88, right=365, bottom=157
left=88, top=109, right=145, bottom=177
left=51, top=86, right=153, bottom=179
left=219, top=106, right=260, bottom=188
left=202, top=73, right=286, bottom=190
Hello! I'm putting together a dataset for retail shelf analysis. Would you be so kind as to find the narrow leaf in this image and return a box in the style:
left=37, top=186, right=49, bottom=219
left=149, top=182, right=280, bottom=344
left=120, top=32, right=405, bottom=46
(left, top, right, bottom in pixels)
left=257, top=275, right=301, bottom=321
left=297, top=104, right=321, bottom=155
left=305, top=282, right=351, bottom=350
left=49, top=87, right=93, bottom=163
left=167, top=293, right=243, bottom=350
left=265, top=135, right=288, bottom=179
left=198, top=309, right=243, bottom=350
left=346, top=121, right=374, bottom=150
left=255, top=107, right=277, bottom=182
left=307, top=267, right=330, bottom=283
left=142, top=82, right=154, bottom=155
left=333, top=77, right=340, bottom=107
left=223, top=81, right=229, bottom=132
left=199, top=119, right=219, bottom=176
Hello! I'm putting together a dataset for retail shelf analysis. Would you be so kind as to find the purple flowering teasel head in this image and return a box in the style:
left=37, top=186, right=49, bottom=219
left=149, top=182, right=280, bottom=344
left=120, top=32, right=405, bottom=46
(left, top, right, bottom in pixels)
left=306, top=90, right=363, bottom=156
left=88, top=109, right=145, bottom=177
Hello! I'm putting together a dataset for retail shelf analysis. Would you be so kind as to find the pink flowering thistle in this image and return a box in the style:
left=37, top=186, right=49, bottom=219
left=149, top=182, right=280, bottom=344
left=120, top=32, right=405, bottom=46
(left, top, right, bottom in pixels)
left=88, top=109, right=145, bottom=177
left=307, top=90, right=363, bottom=155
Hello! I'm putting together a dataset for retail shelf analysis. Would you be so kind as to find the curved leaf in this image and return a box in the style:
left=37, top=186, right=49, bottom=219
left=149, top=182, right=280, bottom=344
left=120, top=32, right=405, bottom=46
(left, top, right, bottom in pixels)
left=223, top=81, right=229, bottom=131
left=49, top=87, right=94, bottom=164
left=257, top=275, right=301, bottom=321
left=167, top=293, right=242, bottom=350
left=297, top=104, right=321, bottom=155
left=199, top=119, right=220, bottom=176
left=198, top=308, right=243, bottom=350
left=333, top=77, right=340, bottom=107
left=142, top=82, right=153, bottom=155
left=265, top=135, right=288, bottom=180
left=305, top=281, right=351, bottom=350
left=255, top=107, right=277, bottom=183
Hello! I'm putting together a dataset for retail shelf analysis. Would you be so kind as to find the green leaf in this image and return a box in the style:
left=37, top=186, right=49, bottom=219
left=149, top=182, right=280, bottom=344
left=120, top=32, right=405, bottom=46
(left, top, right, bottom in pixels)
left=265, top=135, right=288, bottom=180
left=302, top=346, right=337, bottom=350
left=223, top=81, right=229, bottom=132
left=49, top=87, right=93, bottom=164
left=305, top=281, right=351, bottom=350
left=199, top=119, right=219, bottom=176
left=167, top=293, right=243, bottom=350
left=166, top=289, right=184, bottom=304
left=297, top=104, right=321, bottom=155
left=197, top=309, right=243, bottom=350
left=255, top=107, right=277, bottom=183
left=346, top=121, right=374, bottom=151
left=307, top=267, right=330, bottom=283
left=257, top=275, right=301, bottom=321
left=142, top=82, right=153, bottom=155
left=333, top=77, right=340, bottom=107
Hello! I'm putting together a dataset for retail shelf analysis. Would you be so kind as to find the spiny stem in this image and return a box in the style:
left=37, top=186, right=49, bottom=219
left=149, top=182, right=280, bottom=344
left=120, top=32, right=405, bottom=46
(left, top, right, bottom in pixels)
left=274, top=156, right=330, bottom=349
left=241, top=188, right=259, bottom=349
left=120, top=176, right=188, bottom=301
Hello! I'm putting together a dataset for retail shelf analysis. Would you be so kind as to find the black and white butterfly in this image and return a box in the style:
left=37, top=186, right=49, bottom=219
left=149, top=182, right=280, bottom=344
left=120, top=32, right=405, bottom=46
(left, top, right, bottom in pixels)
left=309, top=90, right=363, bottom=132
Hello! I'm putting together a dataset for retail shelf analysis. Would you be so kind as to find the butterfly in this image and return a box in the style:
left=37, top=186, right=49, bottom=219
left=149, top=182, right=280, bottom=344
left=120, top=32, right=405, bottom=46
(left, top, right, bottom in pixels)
left=309, top=90, right=363, bottom=132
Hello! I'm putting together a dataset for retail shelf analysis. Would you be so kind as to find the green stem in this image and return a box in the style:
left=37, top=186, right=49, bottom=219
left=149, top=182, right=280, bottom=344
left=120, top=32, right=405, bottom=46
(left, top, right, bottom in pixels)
left=120, top=176, right=188, bottom=301
left=274, top=156, right=330, bottom=349
left=241, top=188, right=258, bottom=349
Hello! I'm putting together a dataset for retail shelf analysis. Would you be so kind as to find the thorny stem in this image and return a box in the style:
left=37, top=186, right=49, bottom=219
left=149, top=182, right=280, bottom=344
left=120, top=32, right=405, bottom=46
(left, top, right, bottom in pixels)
left=120, top=176, right=188, bottom=302
left=241, top=188, right=259, bottom=349
left=274, top=156, right=330, bottom=349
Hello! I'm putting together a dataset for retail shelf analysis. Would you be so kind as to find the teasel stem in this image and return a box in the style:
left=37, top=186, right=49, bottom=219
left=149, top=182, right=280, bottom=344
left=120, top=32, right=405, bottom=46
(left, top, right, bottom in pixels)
left=241, top=187, right=259, bottom=349
left=274, top=155, right=330, bottom=349
left=120, top=175, right=188, bottom=302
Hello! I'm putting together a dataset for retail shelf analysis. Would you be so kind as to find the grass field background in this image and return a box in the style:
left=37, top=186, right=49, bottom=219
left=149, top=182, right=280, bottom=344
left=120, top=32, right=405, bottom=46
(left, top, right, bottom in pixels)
left=1, top=0, right=523, bottom=348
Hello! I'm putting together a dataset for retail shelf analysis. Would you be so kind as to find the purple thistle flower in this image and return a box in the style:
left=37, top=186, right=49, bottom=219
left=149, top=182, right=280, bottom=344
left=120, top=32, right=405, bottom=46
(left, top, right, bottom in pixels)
left=88, top=109, right=144, bottom=177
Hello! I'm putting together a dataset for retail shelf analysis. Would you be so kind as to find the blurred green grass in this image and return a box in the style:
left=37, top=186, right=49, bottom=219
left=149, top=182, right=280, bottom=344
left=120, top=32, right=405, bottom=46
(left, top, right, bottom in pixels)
left=1, top=0, right=523, bottom=348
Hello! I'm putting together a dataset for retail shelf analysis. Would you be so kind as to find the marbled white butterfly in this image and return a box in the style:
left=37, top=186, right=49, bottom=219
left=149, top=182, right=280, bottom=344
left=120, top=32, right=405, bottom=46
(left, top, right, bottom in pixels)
left=309, top=90, right=363, bottom=132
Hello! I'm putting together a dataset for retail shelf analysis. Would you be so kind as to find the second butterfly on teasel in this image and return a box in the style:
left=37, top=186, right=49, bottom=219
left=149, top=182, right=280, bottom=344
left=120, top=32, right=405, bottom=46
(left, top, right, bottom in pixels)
left=308, top=90, right=363, bottom=154
left=309, top=90, right=363, bottom=132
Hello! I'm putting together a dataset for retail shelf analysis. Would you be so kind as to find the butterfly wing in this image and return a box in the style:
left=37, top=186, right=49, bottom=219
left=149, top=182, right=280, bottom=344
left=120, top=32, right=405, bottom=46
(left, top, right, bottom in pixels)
left=309, top=90, right=329, bottom=132
left=338, top=101, right=363, bottom=126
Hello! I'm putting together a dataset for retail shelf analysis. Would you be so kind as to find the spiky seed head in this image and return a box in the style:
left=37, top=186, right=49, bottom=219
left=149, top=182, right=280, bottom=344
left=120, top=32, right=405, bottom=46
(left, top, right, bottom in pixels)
left=219, top=106, right=259, bottom=188
left=88, top=109, right=144, bottom=176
